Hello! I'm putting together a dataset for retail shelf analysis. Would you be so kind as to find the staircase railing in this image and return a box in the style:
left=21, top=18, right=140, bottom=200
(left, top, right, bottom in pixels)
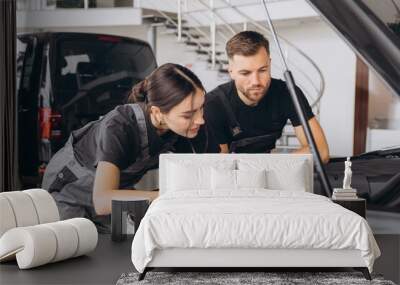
left=150, top=0, right=230, bottom=69
left=155, top=8, right=215, bottom=56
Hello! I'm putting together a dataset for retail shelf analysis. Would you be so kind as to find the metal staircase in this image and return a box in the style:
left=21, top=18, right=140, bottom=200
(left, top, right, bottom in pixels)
left=142, top=0, right=325, bottom=151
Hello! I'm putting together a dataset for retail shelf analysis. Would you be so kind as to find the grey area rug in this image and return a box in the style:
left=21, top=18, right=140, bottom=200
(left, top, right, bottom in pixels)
left=116, top=272, right=396, bottom=285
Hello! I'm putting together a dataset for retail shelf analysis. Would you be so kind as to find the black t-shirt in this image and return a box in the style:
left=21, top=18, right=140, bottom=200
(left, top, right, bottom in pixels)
left=73, top=104, right=220, bottom=171
left=204, top=79, right=314, bottom=150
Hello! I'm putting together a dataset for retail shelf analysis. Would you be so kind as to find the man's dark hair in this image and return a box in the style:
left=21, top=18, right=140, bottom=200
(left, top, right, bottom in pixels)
left=226, top=31, right=270, bottom=59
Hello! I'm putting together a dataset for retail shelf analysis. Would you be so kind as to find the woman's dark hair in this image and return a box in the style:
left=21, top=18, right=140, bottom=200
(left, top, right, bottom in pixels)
left=128, top=63, right=205, bottom=113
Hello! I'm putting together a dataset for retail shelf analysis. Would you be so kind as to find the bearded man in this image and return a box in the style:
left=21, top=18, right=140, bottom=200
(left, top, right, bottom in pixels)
left=204, top=31, right=329, bottom=163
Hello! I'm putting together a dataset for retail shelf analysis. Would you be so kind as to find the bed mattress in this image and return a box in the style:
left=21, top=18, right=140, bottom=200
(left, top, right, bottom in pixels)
left=131, top=190, right=380, bottom=273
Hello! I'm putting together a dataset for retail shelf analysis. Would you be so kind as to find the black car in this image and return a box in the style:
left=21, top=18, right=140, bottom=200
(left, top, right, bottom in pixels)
left=17, top=32, right=157, bottom=187
left=314, top=147, right=400, bottom=213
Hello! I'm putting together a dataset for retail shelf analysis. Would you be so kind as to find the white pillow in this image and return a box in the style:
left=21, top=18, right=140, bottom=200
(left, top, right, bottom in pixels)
left=167, top=160, right=236, bottom=192
left=267, top=170, right=306, bottom=191
left=266, top=160, right=307, bottom=191
left=238, top=158, right=309, bottom=192
left=211, top=168, right=236, bottom=190
left=167, top=163, right=210, bottom=191
left=211, top=169, right=267, bottom=190
left=236, top=169, right=267, bottom=189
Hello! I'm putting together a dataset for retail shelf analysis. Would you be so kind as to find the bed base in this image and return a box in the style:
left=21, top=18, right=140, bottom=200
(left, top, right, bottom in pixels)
left=137, top=248, right=372, bottom=281
left=138, top=267, right=371, bottom=281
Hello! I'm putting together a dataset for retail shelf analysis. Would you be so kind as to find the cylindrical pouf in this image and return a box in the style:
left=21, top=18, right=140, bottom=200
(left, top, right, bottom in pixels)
left=42, top=221, right=79, bottom=262
left=0, top=226, right=57, bottom=269
left=0, top=196, right=17, bottom=237
left=64, top=218, right=98, bottom=257
left=0, top=218, right=97, bottom=269
left=23, top=189, right=60, bottom=223
left=0, top=192, right=39, bottom=227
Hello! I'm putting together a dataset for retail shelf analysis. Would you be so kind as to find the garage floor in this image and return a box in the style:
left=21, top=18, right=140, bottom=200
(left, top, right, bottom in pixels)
left=367, top=210, right=400, bottom=284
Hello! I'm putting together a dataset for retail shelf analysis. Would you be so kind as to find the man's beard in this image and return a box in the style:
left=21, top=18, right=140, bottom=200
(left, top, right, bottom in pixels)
left=243, top=85, right=267, bottom=102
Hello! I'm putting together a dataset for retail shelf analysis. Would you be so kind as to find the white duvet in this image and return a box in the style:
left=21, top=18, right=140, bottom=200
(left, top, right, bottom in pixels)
left=131, top=190, right=380, bottom=273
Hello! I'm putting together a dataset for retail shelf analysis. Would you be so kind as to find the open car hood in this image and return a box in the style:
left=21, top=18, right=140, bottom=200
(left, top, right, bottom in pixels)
left=306, top=0, right=400, bottom=97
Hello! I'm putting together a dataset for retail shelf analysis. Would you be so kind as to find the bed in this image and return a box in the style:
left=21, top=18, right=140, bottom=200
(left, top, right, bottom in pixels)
left=131, top=154, right=380, bottom=280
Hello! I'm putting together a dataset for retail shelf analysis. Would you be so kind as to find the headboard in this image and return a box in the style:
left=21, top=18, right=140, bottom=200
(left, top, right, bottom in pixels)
left=159, top=153, right=314, bottom=195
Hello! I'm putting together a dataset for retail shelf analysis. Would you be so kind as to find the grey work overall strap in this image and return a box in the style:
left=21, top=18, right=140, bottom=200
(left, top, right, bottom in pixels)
left=129, top=104, right=150, bottom=160
left=119, top=104, right=157, bottom=189
left=216, top=87, right=242, bottom=138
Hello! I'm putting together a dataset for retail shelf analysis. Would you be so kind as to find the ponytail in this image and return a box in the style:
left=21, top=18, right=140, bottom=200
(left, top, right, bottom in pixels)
left=127, top=79, right=148, bottom=103
left=127, top=63, right=205, bottom=113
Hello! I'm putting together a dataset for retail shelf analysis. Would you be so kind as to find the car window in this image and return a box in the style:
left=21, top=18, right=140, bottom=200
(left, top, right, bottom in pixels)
left=54, top=36, right=157, bottom=106
left=54, top=35, right=157, bottom=132
left=61, top=54, right=90, bottom=75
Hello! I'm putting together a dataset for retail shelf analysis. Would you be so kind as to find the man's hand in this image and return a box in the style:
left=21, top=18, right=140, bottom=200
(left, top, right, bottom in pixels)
left=293, top=117, right=330, bottom=163
left=219, top=144, right=229, bottom=153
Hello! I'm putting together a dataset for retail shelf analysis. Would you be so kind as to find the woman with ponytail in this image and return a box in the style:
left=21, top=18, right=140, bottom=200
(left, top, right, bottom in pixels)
left=42, top=63, right=219, bottom=232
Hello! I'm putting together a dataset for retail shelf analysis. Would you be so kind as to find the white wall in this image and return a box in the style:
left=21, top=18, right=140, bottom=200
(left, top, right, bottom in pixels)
left=17, top=8, right=142, bottom=28
left=21, top=25, right=148, bottom=41
left=155, top=28, right=229, bottom=90
left=368, top=71, right=400, bottom=130
left=275, top=20, right=357, bottom=157
left=138, top=0, right=319, bottom=25
left=366, top=70, right=400, bottom=151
